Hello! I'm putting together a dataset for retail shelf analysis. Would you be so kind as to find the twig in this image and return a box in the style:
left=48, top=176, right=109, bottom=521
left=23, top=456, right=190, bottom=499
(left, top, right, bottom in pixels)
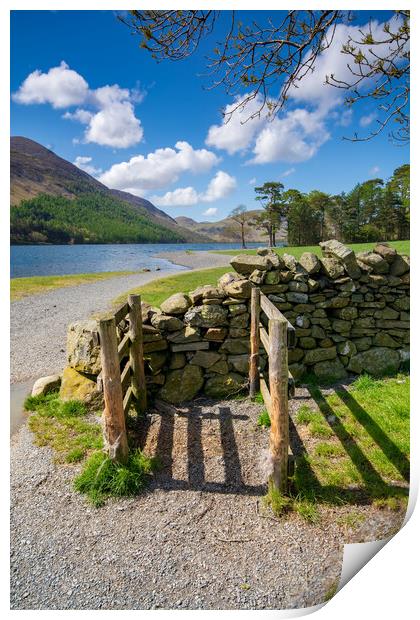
left=194, top=499, right=215, bottom=523
left=214, top=536, right=254, bottom=543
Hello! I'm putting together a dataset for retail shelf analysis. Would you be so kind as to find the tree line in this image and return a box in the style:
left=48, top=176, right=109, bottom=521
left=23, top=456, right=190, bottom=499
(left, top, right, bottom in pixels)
left=230, top=164, right=409, bottom=248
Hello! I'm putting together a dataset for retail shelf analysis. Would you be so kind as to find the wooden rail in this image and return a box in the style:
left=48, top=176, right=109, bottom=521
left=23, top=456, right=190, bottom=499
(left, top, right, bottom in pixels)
left=249, top=288, right=296, bottom=492
left=98, top=294, right=147, bottom=463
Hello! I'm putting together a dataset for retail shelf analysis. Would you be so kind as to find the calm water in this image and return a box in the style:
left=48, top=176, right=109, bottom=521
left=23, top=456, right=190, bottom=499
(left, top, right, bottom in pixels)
left=11, top=243, right=262, bottom=278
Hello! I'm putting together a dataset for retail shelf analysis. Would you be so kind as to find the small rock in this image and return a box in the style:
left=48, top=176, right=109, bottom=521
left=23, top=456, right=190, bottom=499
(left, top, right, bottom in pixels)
left=31, top=374, right=61, bottom=397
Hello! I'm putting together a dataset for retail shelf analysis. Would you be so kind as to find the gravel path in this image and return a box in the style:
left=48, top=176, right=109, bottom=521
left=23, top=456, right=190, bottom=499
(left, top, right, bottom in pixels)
left=10, top=252, right=232, bottom=385
left=10, top=394, right=404, bottom=610
left=10, top=397, right=338, bottom=610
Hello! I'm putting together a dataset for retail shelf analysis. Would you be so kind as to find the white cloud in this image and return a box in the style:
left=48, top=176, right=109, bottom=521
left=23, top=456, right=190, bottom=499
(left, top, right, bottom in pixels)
left=66, top=85, right=143, bottom=148
left=85, top=102, right=143, bottom=148
left=73, top=156, right=102, bottom=177
left=203, top=208, right=218, bottom=217
left=249, top=177, right=257, bottom=185
left=12, top=61, right=88, bottom=108
left=250, top=108, right=330, bottom=164
left=201, top=170, right=237, bottom=202
left=151, top=170, right=236, bottom=207
left=335, top=108, right=353, bottom=127
left=360, top=112, right=377, bottom=127
left=99, top=141, right=220, bottom=193
left=206, top=94, right=267, bottom=154
left=63, top=108, right=93, bottom=123
left=13, top=62, right=144, bottom=148
left=153, top=186, right=199, bottom=207
left=91, top=84, right=130, bottom=107
left=370, top=165, right=380, bottom=175
left=281, top=168, right=296, bottom=178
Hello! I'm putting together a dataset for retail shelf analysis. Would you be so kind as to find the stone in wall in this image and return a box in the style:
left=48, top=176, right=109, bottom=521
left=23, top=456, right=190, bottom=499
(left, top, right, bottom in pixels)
left=67, top=320, right=101, bottom=375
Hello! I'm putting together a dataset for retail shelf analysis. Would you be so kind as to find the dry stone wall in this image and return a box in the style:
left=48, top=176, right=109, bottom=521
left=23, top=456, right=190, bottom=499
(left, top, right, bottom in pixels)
left=60, top=240, right=410, bottom=406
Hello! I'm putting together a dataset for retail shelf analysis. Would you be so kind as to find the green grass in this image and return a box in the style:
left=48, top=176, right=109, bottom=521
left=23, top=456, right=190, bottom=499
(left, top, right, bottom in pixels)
left=314, top=442, right=345, bottom=458
left=25, top=391, right=161, bottom=504
left=296, top=404, right=316, bottom=425
left=264, top=485, right=321, bottom=523
left=324, top=580, right=339, bottom=602
left=11, top=271, right=137, bottom=301
left=25, top=391, right=103, bottom=463
left=263, top=375, right=409, bottom=521
left=295, top=404, right=333, bottom=437
left=213, top=240, right=409, bottom=258
left=257, top=410, right=271, bottom=428
left=264, top=484, right=293, bottom=516
left=294, top=498, right=321, bottom=523
left=295, top=374, right=410, bottom=505
left=337, top=511, right=366, bottom=529
left=113, top=266, right=229, bottom=307
left=74, top=449, right=161, bottom=506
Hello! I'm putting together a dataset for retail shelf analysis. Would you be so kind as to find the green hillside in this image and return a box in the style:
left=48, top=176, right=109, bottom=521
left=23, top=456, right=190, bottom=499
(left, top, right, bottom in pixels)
left=10, top=193, right=185, bottom=244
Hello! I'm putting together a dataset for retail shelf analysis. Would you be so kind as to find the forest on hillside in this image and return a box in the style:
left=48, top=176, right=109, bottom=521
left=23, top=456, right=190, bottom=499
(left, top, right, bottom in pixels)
left=240, top=164, right=409, bottom=247
left=10, top=193, right=186, bottom=245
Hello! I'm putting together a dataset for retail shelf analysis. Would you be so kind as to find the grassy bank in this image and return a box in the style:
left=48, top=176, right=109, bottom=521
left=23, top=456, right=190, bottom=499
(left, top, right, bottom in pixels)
left=11, top=270, right=137, bottom=301
left=214, top=240, right=409, bottom=258
left=264, top=374, right=410, bottom=520
left=114, top=266, right=229, bottom=307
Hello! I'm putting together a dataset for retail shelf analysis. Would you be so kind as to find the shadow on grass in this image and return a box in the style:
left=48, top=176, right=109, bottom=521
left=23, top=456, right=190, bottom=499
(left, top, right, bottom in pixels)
left=289, top=384, right=409, bottom=507
left=334, top=386, right=410, bottom=483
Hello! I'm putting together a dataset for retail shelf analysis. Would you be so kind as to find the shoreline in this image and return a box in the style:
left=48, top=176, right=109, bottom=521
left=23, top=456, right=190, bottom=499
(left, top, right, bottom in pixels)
left=10, top=251, right=232, bottom=299
left=152, top=250, right=232, bottom=269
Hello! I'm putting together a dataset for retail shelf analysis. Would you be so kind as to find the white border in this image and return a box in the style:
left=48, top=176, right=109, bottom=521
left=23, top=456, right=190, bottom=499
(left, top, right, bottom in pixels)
left=2, top=1, right=418, bottom=618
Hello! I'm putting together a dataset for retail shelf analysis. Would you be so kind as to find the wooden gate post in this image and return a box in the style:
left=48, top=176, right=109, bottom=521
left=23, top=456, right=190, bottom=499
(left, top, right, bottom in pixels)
left=128, top=294, right=147, bottom=415
left=249, top=287, right=261, bottom=397
left=268, top=317, right=289, bottom=492
left=98, top=317, right=129, bottom=463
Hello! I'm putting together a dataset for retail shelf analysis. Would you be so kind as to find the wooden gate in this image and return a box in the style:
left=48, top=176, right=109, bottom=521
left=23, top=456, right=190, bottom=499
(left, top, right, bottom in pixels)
left=249, top=288, right=296, bottom=492
left=97, top=294, right=147, bottom=463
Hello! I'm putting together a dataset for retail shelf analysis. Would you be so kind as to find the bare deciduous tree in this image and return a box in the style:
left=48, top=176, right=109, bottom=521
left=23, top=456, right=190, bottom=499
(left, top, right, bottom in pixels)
left=229, top=204, right=249, bottom=248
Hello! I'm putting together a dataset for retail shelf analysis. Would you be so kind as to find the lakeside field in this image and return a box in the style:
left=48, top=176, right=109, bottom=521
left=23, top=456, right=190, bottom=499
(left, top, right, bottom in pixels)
left=11, top=271, right=137, bottom=301
left=114, top=266, right=229, bottom=307
left=213, top=240, right=410, bottom=258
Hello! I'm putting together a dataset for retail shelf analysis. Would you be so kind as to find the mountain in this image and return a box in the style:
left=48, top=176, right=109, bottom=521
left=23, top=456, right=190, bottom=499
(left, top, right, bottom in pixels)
left=10, top=136, right=210, bottom=244
left=175, top=211, right=286, bottom=244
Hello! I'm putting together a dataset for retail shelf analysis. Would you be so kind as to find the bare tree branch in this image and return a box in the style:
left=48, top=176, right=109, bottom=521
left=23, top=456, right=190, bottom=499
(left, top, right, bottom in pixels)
left=120, top=10, right=409, bottom=142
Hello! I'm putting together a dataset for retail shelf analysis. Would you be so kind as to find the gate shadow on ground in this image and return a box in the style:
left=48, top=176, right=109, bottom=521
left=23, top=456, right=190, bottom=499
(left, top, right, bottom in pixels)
left=292, top=385, right=410, bottom=506
left=138, top=403, right=266, bottom=497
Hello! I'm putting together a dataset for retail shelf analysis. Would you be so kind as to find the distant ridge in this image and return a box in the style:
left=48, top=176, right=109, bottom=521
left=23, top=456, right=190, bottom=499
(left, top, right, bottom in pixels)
left=175, top=211, right=285, bottom=244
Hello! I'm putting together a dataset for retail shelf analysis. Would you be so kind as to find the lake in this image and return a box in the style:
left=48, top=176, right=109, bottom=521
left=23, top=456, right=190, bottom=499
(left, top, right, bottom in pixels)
left=10, top=243, right=262, bottom=278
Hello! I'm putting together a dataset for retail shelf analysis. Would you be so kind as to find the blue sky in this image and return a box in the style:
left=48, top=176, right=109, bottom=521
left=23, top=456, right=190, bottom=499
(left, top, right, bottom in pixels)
left=11, top=10, right=409, bottom=222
